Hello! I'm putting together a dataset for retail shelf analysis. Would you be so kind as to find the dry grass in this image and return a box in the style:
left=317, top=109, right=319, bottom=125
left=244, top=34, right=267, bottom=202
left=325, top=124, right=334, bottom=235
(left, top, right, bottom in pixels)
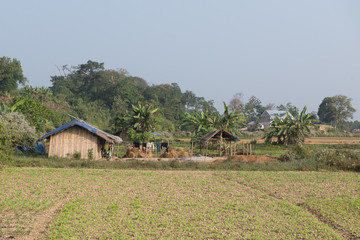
left=238, top=137, right=360, bottom=145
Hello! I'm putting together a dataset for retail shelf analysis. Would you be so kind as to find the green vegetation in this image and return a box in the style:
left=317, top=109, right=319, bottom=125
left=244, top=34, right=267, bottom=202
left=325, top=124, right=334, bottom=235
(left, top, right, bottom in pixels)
left=2, top=142, right=359, bottom=172
left=0, top=57, right=27, bottom=93
left=265, top=106, right=315, bottom=145
left=117, top=102, right=158, bottom=145
left=0, top=168, right=358, bottom=239
left=318, top=95, right=356, bottom=128
left=1, top=44, right=360, bottom=239
left=182, top=101, right=246, bottom=139
left=279, top=145, right=360, bottom=171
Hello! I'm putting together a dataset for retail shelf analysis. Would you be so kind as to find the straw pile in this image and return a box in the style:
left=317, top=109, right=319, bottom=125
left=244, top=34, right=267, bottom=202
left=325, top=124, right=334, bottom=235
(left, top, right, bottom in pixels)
left=126, top=147, right=153, bottom=158
left=160, top=147, right=189, bottom=158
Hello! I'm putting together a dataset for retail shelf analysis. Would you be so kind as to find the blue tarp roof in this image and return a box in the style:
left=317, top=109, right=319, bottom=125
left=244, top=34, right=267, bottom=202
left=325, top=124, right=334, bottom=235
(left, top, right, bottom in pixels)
left=38, top=120, right=123, bottom=144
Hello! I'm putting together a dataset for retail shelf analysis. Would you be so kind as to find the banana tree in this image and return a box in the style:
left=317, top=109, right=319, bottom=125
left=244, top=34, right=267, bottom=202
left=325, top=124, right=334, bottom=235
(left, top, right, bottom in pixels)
left=218, top=101, right=246, bottom=131
left=182, top=110, right=215, bottom=137
left=265, top=106, right=315, bottom=145
left=289, top=106, right=315, bottom=144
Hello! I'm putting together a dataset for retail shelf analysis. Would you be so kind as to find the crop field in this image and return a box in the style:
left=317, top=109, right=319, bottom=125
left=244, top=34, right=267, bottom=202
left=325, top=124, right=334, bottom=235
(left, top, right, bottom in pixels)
left=0, top=168, right=359, bottom=239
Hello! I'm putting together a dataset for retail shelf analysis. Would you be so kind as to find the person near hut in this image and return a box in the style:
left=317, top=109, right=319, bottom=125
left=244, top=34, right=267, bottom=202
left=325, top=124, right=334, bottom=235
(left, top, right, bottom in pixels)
left=101, top=147, right=108, bottom=158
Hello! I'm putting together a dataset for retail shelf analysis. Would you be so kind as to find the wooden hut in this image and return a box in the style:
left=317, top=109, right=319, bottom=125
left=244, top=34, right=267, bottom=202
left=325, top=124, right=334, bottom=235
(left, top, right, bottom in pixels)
left=200, top=129, right=237, bottom=157
left=38, top=120, right=123, bottom=160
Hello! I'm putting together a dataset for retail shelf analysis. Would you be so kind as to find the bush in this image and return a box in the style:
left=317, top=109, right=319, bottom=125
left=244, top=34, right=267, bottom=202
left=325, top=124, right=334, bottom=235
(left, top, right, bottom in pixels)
left=0, top=112, right=37, bottom=146
left=279, top=145, right=360, bottom=171
left=88, top=148, right=94, bottom=160
left=73, top=152, right=81, bottom=159
left=315, top=149, right=359, bottom=170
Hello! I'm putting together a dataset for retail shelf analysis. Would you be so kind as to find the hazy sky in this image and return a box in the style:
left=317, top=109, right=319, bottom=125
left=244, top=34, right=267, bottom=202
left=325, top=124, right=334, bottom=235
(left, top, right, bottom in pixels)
left=1, top=0, right=360, bottom=120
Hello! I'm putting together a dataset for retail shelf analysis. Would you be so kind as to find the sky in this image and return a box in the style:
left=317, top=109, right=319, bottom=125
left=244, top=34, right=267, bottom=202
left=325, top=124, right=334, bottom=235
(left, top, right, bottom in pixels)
left=1, top=0, right=360, bottom=120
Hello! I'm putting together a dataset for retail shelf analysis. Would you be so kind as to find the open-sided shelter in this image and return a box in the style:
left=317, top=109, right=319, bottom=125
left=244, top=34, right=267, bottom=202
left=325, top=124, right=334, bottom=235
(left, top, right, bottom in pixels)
left=200, top=129, right=237, bottom=157
left=38, top=120, right=123, bottom=160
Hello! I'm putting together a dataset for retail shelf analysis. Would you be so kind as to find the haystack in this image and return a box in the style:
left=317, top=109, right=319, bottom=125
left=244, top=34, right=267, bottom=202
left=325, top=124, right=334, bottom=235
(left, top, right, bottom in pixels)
left=126, top=147, right=152, bottom=158
left=160, top=146, right=189, bottom=158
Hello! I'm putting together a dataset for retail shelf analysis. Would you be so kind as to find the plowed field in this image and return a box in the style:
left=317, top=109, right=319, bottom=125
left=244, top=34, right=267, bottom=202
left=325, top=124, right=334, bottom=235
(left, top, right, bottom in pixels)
left=0, top=168, right=359, bottom=239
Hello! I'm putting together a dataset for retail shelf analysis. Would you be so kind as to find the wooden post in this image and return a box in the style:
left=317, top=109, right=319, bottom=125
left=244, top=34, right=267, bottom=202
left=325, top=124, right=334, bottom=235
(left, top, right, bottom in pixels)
left=220, top=130, right=223, bottom=157
left=230, top=141, right=232, bottom=156
left=206, top=142, right=208, bottom=157
left=190, top=141, right=193, bottom=160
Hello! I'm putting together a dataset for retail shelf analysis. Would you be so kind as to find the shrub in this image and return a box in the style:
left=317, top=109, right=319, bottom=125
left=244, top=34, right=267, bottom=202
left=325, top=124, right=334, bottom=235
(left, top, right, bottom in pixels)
left=0, top=112, right=37, bottom=147
left=88, top=148, right=94, bottom=160
left=73, top=152, right=81, bottom=159
left=315, top=149, right=360, bottom=170
left=279, top=145, right=360, bottom=171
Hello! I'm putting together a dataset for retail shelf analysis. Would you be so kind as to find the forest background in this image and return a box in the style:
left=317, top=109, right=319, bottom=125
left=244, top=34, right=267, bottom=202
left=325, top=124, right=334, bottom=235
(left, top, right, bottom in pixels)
left=1, top=57, right=359, bottom=141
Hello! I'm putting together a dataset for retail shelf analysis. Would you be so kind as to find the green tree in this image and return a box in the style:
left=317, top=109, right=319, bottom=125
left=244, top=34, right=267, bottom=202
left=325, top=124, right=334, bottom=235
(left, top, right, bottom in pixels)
left=288, top=106, right=315, bottom=145
left=181, top=90, right=218, bottom=114
left=182, top=110, right=214, bottom=137
left=318, top=95, right=356, bottom=128
left=244, top=96, right=265, bottom=122
left=0, top=57, right=27, bottom=93
left=266, top=106, right=315, bottom=145
left=116, top=102, right=158, bottom=144
left=131, top=102, right=159, bottom=134
left=11, top=95, right=54, bottom=133
left=277, top=102, right=297, bottom=116
left=182, top=102, right=246, bottom=138
left=217, top=102, right=246, bottom=132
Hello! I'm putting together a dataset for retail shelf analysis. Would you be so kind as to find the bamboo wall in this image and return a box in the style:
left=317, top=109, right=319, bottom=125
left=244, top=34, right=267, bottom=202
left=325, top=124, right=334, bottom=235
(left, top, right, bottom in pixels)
left=48, top=126, right=102, bottom=160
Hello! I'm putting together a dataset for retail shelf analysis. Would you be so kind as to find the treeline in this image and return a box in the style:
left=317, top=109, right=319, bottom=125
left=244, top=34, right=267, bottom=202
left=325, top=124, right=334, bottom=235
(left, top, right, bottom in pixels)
left=1, top=59, right=219, bottom=136
left=1, top=57, right=360, bottom=140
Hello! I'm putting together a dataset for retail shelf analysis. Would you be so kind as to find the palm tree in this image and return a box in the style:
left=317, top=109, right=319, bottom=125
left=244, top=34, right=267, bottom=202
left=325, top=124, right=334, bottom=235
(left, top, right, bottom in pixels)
left=116, top=102, right=158, bottom=158
left=182, top=110, right=214, bottom=136
left=131, top=102, right=158, bottom=133
left=218, top=101, right=246, bottom=131
left=116, top=102, right=158, bottom=141
left=288, top=106, right=315, bottom=145
left=265, top=115, right=288, bottom=144
left=182, top=102, right=246, bottom=139
left=265, top=106, right=315, bottom=145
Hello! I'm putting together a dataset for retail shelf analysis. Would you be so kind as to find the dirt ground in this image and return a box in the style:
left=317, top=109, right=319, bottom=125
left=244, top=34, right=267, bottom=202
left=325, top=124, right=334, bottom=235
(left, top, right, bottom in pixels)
left=211, top=154, right=278, bottom=164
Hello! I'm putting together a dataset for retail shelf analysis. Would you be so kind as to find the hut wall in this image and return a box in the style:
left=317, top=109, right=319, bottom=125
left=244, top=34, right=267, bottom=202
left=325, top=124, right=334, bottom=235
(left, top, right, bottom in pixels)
left=48, top=126, right=101, bottom=160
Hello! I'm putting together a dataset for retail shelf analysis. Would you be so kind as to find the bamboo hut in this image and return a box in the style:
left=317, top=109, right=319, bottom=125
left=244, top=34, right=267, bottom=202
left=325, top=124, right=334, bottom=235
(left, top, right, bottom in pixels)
left=199, top=129, right=237, bottom=157
left=38, top=120, right=123, bottom=160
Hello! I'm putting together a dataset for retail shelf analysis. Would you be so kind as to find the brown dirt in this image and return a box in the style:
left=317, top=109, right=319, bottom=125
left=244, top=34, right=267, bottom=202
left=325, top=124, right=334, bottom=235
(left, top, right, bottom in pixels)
left=25, top=200, right=68, bottom=240
left=304, top=137, right=360, bottom=145
left=210, top=154, right=278, bottom=164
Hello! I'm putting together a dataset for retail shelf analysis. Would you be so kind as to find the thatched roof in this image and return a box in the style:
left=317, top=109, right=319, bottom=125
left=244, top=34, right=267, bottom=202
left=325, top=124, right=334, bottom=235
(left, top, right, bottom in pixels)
left=38, top=120, right=123, bottom=144
left=200, top=129, right=236, bottom=143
